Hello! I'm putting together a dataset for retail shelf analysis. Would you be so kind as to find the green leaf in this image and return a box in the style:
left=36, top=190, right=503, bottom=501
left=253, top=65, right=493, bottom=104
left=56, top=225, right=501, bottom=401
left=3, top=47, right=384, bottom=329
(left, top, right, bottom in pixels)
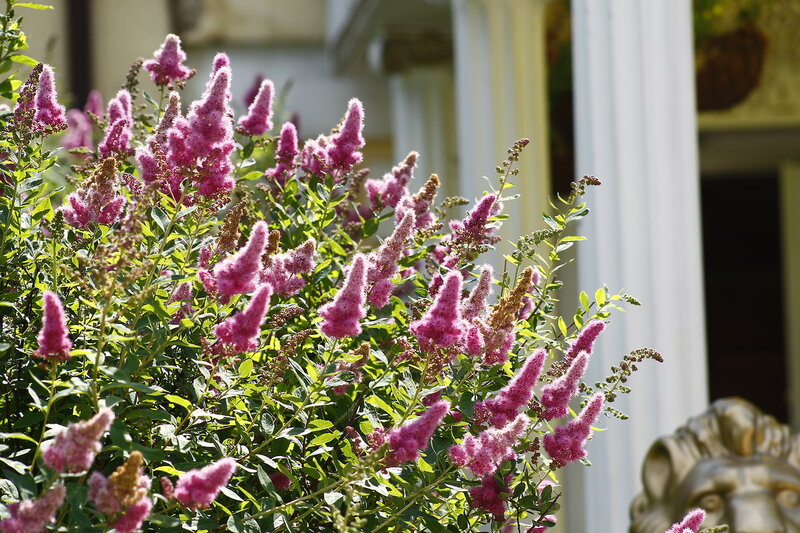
left=557, top=316, right=568, bottom=337
left=9, top=55, right=38, bottom=67
left=595, top=288, right=606, bottom=306
left=165, top=394, right=193, bottom=410
left=151, top=206, right=169, bottom=232
left=14, top=3, right=54, bottom=9
left=310, top=432, right=338, bottom=447
left=416, top=456, right=434, bottom=473
left=324, top=491, right=344, bottom=505
left=579, top=291, right=589, bottom=310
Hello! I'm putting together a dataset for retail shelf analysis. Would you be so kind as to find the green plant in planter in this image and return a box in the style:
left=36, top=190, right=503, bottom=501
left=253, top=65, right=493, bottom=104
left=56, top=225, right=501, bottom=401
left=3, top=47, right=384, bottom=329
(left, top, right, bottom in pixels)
left=0, top=2, right=719, bottom=532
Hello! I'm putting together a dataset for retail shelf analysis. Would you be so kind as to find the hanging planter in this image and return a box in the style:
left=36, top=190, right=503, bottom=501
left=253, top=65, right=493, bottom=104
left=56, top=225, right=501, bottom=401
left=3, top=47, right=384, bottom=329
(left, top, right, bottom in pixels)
left=695, top=22, right=768, bottom=111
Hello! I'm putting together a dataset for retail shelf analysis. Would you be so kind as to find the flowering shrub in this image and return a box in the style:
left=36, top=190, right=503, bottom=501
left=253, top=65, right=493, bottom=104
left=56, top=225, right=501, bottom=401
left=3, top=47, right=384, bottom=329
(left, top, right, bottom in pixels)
left=0, top=3, right=722, bottom=532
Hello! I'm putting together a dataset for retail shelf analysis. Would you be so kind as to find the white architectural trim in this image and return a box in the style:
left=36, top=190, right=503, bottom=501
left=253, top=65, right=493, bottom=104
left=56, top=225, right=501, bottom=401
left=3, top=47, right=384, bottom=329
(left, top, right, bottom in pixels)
left=568, top=1, right=709, bottom=532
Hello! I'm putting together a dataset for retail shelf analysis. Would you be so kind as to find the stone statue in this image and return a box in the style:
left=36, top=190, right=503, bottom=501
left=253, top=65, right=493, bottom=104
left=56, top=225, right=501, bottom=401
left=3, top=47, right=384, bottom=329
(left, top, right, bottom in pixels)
left=630, top=397, right=800, bottom=532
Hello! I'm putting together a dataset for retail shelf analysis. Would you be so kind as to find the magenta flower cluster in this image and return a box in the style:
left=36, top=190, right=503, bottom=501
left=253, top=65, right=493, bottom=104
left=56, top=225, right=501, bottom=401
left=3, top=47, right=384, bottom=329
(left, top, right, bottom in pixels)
left=88, top=468, right=152, bottom=533
left=366, top=211, right=416, bottom=308
left=173, top=457, right=237, bottom=510
left=212, top=221, right=269, bottom=302
left=366, top=151, right=417, bottom=209
left=474, top=349, right=545, bottom=428
left=260, top=238, right=317, bottom=297
left=264, top=122, right=299, bottom=186
left=32, top=65, right=66, bottom=129
left=143, top=34, right=193, bottom=87
left=34, top=291, right=72, bottom=361
left=449, top=414, right=529, bottom=477
left=300, top=99, right=365, bottom=177
left=42, top=408, right=115, bottom=473
left=386, top=400, right=450, bottom=466
left=215, top=284, right=273, bottom=353
left=237, top=79, right=274, bottom=136
left=542, top=392, right=604, bottom=467
left=410, top=270, right=467, bottom=352
left=319, top=254, right=368, bottom=338
left=540, top=352, right=590, bottom=420
left=664, top=509, right=706, bottom=533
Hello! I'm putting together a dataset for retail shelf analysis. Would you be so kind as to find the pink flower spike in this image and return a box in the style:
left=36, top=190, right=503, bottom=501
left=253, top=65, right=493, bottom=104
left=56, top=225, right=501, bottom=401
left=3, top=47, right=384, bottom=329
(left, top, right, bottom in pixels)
left=386, top=400, right=450, bottom=466
left=410, top=270, right=466, bottom=352
left=215, top=284, right=273, bottom=353
left=33, top=65, right=66, bottom=128
left=62, top=109, right=93, bottom=151
left=476, top=349, right=546, bottom=428
left=212, top=53, right=230, bottom=75
left=461, top=265, right=494, bottom=321
left=664, top=509, right=707, bottom=533
left=84, top=89, right=104, bottom=118
left=366, top=152, right=417, bottom=209
left=265, top=122, right=299, bottom=185
left=0, top=484, right=65, bottom=533
left=174, top=457, right=237, bottom=510
left=540, top=352, right=590, bottom=420
left=41, top=408, right=114, bottom=473
left=213, top=221, right=269, bottom=301
left=565, top=320, right=605, bottom=362
left=98, top=117, right=132, bottom=158
left=319, top=254, right=368, bottom=338
left=542, top=392, right=604, bottom=467
left=284, top=238, right=316, bottom=274
left=111, top=497, right=152, bottom=533
left=34, top=291, right=72, bottom=361
left=144, top=33, right=193, bottom=87
left=326, top=98, right=365, bottom=173
left=366, top=210, right=416, bottom=308
left=448, top=414, right=529, bottom=477
left=470, top=474, right=512, bottom=519
left=186, top=66, right=233, bottom=155
left=237, top=79, right=274, bottom=136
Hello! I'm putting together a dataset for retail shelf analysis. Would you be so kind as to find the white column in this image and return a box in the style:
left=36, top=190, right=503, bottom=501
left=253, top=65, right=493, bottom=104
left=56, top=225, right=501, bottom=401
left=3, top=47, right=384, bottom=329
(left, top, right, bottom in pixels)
left=567, top=2, right=708, bottom=533
left=389, top=66, right=458, bottom=198
left=451, top=0, right=550, bottom=262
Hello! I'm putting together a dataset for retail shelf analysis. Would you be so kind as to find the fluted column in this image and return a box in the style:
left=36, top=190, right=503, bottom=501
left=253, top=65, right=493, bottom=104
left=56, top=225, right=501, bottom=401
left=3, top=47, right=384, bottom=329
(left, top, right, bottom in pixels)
left=451, top=0, right=550, bottom=261
left=566, top=2, right=708, bottom=532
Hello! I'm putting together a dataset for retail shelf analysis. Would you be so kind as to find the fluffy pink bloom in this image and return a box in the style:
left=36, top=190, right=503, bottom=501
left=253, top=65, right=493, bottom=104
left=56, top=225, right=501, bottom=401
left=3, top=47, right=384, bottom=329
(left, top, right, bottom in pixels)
left=34, top=291, right=72, bottom=361
left=470, top=474, right=512, bottom=519
left=386, top=400, right=449, bottom=466
left=149, top=91, right=182, bottom=148
left=62, top=109, right=93, bottom=150
left=264, top=122, right=298, bottom=186
left=0, top=484, right=65, bottom=533
left=61, top=159, right=126, bottom=228
left=319, top=254, right=368, bottom=338
left=464, top=324, right=485, bottom=355
left=299, top=134, right=330, bottom=176
left=98, top=118, right=132, bottom=158
left=474, top=349, right=546, bottom=428
left=237, top=79, right=274, bottom=136
left=33, top=65, right=66, bottom=128
left=213, top=220, right=268, bottom=301
left=215, top=284, right=273, bottom=352
left=143, top=34, right=193, bottom=87
left=174, top=457, right=237, bottom=510
left=108, top=89, right=132, bottom=125
left=327, top=98, right=365, bottom=173
left=42, top=408, right=114, bottom=473
left=84, top=89, right=104, bottom=118
left=564, top=320, right=605, bottom=362
left=396, top=173, right=439, bottom=230
left=211, top=53, right=230, bottom=76
left=366, top=152, right=417, bottom=209
left=366, top=211, right=415, bottom=308
left=542, top=392, right=604, bottom=467
left=461, top=265, right=493, bottom=321
left=540, top=353, right=590, bottom=420
left=410, top=270, right=466, bottom=352
left=260, top=239, right=316, bottom=298
left=664, top=509, right=706, bottom=533
left=185, top=66, right=233, bottom=155
left=196, top=140, right=236, bottom=197
left=449, top=414, right=529, bottom=477
left=111, top=498, right=152, bottom=533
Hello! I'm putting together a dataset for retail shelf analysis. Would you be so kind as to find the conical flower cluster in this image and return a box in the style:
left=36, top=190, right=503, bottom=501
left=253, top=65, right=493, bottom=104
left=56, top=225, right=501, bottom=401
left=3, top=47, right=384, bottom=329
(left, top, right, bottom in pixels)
left=319, top=254, right=368, bottom=338
left=42, top=408, right=115, bottom=473
left=34, top=291, right=72, bottom=361
left=174, top=457, right=237, bottom=510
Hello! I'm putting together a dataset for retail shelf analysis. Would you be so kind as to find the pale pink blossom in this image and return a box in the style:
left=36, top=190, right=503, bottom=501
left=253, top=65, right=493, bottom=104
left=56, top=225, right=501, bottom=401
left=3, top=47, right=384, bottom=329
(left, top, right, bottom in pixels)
left=564, top=320, right=605, bottom=362
left=366, top=152, right=416, bottom=209
left=366, top=211, right=416, bottom=308
left=461, top=265, right=494, bottom=321
left=111, top=498, right=152, bottom=533
left=42, top=408, right=114, bottom=473
left=33, top=65, right=66, bottom=128
left=264, top=122, right=298, bottom=186
left=84, top=89, right=104, bottom=118
left=470, top=474, right=512, bottom=519
left=0, top=484, right=65, bottom=533
left=449, top=414, right=529, bottom=477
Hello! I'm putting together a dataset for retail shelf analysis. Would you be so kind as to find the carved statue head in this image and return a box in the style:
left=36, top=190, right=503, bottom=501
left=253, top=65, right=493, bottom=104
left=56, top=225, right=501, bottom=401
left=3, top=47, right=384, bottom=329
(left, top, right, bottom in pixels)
left=630, top=398, right=800, bottom=533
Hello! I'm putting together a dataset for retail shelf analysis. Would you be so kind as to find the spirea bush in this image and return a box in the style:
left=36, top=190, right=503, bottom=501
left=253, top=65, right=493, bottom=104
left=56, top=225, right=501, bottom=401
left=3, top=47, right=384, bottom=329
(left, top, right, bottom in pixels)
left=0, top=3, right=717, bottom=533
